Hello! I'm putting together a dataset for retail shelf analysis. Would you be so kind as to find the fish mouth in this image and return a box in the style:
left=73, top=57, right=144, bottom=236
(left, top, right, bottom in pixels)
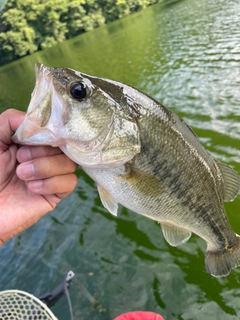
left=12, top=63, right=68, bottom=147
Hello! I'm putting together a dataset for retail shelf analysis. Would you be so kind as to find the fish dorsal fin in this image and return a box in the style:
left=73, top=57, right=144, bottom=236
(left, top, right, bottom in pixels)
left=215, top=160, right=240, bottom=202
left=97, top=185, right=118, bottom=216
left=160, top=222, right=191, bottom=247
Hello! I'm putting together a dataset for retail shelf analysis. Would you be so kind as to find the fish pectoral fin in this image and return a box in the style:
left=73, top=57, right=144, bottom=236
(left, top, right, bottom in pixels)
left=97, top=185, right=118, bottom=216
left=121, top=166, right=163, bottom=198
left=215, top=159, right=240, bottom=202
left=160, top=222, right=191, bottom=247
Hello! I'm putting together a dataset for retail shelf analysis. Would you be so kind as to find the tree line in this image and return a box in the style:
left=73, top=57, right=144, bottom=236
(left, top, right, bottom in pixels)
left=0, top=0, right=160, bottom=66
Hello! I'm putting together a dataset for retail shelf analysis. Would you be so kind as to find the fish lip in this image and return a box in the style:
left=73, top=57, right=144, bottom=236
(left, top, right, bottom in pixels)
left=33, top=62, right=54, bottom=95
left=12, top=130, right=66, bottom=147
left=11, top=119, right=65, bottom=147
left=35, top=62, right=52, bottom=79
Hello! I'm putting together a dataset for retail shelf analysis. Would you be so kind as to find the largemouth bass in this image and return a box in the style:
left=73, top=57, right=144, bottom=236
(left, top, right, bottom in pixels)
left=12, top=63, right=240, bottom=277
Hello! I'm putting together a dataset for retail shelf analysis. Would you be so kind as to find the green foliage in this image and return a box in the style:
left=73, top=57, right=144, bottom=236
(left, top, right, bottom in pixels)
left=0, top=0, right=160, bottom=66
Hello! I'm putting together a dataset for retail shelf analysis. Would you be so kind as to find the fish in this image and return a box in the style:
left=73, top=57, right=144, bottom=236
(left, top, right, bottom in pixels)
left=12, top=62, right=240, bottom=277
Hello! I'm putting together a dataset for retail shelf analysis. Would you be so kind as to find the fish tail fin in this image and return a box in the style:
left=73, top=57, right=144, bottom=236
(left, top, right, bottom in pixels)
left=205, top=234, right=240, bottom=277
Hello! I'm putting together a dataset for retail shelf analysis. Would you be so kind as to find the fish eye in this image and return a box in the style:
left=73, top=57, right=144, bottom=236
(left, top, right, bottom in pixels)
left=70, top=82, right=87, bottom=100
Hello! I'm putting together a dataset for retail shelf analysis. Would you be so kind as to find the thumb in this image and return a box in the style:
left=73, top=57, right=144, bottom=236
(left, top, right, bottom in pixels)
left=0, top=109, right=26, bottom=146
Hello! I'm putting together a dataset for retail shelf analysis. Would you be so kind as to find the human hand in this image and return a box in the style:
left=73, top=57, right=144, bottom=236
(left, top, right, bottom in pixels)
left=0, top=109, right=78, bottom=245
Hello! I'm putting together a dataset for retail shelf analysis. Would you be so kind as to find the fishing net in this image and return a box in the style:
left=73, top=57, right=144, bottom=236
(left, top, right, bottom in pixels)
left=0, top=290, right=58, bottom=320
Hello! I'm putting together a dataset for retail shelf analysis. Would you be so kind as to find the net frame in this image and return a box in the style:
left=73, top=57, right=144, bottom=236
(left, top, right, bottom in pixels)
left=0, top=289, right=58, bottom=320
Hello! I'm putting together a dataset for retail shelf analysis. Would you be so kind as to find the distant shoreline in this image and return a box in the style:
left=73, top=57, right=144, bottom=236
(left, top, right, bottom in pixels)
left=0, top=0, right=162, bottom=66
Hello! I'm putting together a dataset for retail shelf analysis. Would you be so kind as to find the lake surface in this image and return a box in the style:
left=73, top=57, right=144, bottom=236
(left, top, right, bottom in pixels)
left=1, top=0, right=240, bottom=319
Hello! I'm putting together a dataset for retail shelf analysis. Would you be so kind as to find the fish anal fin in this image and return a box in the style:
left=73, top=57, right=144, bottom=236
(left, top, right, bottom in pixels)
left=160, top=221, right=191, bottom=247
left=215, top=159, right=240, bottom=202
left=97, top=185, right=118, bottom=216
left=205, top=234, right=240, bottom=277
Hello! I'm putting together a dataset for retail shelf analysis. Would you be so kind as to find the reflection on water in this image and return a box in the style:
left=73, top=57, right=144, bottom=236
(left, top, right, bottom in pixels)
left=1, top=0, right=240, bottom=319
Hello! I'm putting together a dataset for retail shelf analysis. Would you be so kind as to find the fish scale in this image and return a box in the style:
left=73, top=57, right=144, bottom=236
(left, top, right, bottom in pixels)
left=12, top=62, right=240, bottom=277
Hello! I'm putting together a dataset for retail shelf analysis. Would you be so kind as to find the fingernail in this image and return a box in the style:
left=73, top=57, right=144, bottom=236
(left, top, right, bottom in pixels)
left=19, top=146, right=32, bottom=162
left=28, top=180, right=43, bottom=192
left=17, top=163, right=35, bottom=180
left=17, top=146, right=32, bottom=163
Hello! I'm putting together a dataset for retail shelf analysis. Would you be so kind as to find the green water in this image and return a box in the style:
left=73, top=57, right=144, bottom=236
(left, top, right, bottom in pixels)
left=1, top=0, right=240, bottom=319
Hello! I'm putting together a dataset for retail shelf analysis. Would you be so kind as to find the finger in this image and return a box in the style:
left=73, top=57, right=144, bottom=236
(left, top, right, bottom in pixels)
left=17, top=145, right=63, bottom=163
left=27, top=173, right=78, bottom=196
left=16, top=154, right=78, bottom=181
left=17, top=153, right=78, bottom=181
